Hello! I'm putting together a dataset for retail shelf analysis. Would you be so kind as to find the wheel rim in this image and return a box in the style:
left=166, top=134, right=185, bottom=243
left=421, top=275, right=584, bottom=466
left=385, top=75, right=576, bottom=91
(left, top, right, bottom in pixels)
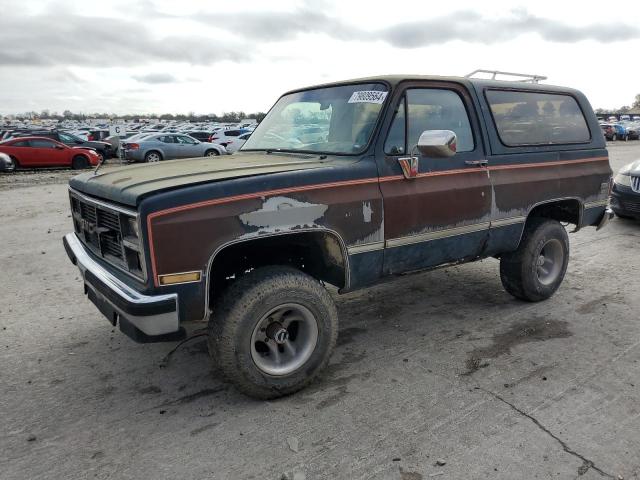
left=7, top=159, right=16, bottom=171
left=536, top=239, right=564, bottom=286
left=250, top=303, right=319, bottom=376
left=206, top=150, right=219, bottom=157
left=147, top=153, right=160, bottom=162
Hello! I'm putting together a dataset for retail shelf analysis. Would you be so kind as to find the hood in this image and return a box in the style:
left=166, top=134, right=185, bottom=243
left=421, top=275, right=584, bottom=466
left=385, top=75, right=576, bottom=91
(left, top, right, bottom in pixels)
left=620, top=159, right=640, bottom=176
left=68, top=151, right=334, bottom=206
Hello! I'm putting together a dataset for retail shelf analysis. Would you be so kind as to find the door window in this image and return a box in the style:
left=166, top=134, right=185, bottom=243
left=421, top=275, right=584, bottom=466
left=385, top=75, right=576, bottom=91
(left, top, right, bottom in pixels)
left=30, top=139, right=57, bottom=148
left=177, top=136, right=197, bottom=144
left=384, top=88, right=475, bottom=154
left=407, top=89, right=474, bottom=153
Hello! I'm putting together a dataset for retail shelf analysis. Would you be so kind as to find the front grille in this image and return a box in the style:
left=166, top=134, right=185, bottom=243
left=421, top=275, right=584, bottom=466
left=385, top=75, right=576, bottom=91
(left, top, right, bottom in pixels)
left=620, top=199, right=640, bottom=213
left=70, top=191, right=145, bottom=280
left=632, top=176, right=640, bottom=193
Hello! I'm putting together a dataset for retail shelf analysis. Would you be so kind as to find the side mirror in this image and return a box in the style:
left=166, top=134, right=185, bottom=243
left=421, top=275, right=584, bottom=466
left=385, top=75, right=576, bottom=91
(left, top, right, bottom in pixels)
left=416, top=130, right=457, bottom=157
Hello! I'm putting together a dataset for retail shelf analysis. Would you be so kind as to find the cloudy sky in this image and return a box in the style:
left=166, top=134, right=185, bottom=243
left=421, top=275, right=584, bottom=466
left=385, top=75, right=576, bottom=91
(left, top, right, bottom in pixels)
left=0, top=0, right=639, bottom=115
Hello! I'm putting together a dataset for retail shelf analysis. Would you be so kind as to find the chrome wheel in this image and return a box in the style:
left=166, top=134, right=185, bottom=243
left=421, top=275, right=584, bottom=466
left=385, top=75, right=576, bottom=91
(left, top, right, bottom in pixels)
left=536, top=239, right=564, bottom=285
left=146, top=152, right=161, bottom=163
left=250, top=303, right=318, bottom=376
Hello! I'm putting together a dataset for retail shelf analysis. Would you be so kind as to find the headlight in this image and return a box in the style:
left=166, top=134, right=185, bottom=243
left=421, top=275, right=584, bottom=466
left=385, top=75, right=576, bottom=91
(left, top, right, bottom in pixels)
left=614, top=173, right=631, bottom=187
left=127, top=217, right=140, bottom=238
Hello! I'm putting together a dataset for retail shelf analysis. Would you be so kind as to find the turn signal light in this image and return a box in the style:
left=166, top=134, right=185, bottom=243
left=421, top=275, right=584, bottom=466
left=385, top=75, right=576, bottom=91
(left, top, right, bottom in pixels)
left=158, top=271, right=202, bottom=285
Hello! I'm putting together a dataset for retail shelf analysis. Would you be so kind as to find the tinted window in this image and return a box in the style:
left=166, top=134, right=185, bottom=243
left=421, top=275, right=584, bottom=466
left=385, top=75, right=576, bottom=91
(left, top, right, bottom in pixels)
left=11, top=140, right=30, bottom=147
left=486, top=90, right=591, bottom=146
left=225, top=130, right=241, bottom=137
left=406, top=89, right=474, bottom=153
left=30, top=139, right=56, bottom=148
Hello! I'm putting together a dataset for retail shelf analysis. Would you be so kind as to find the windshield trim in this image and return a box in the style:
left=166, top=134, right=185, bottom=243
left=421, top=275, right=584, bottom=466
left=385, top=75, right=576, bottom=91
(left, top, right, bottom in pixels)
left=241, top=80, right=392, bottom=157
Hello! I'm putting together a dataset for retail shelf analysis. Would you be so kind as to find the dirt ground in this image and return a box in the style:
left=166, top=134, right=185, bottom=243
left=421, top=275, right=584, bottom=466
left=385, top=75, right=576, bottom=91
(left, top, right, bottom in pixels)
left=1, top=143, right=640, bottom=480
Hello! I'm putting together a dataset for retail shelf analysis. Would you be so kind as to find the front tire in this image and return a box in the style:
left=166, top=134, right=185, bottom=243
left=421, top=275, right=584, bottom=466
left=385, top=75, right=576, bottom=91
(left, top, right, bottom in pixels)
left=208, top=266, right=338, bottom=399
left=499, top=218, right=569, bottom=302
left=205, top=149, right=220, bottom=157
left=5, top=156, right=18, bottom=172
left=71, top=156, right=89, bottom=169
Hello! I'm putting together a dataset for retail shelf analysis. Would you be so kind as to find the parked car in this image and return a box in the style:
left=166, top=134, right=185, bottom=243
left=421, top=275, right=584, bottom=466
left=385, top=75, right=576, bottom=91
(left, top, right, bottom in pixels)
left=63, top=75, right=612, bottom=399
left=610, top=160, right=640, bottom=219
left=0, top=136, right=100, bottom=169
left=122, top=133, right=226, bottom=162
left=624, top=122, right=640, bottom=140
left=183, top=131, right=214, bottom=142
left=612, top=123, right=629, bottom=141
left=600, top=123, right=616, bottom=141
left=207, top=129, right=250, bottom=146
left=224, top=132, right=251, bottom=153
left=13, top=130, right=114, bottom=160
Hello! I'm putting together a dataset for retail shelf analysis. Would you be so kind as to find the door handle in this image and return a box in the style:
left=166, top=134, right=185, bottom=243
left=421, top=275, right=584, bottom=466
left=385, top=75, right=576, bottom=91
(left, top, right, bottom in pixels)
left=465, top=159, right=488, bottom=166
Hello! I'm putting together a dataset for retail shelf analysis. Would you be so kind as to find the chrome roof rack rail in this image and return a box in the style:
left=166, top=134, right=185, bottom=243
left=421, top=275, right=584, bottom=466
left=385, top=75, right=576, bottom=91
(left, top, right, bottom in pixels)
left=465, top=69, right=547, bottom=84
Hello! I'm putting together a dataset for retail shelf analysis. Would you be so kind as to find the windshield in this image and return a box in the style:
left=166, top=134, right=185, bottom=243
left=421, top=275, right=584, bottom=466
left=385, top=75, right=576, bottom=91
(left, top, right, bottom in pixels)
left=242, top=83, right=388, bottom=155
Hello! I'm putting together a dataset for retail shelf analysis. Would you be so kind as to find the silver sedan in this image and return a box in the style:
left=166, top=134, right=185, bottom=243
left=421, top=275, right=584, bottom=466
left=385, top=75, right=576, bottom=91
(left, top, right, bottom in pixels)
left=122, top=133, right=227, bottom=163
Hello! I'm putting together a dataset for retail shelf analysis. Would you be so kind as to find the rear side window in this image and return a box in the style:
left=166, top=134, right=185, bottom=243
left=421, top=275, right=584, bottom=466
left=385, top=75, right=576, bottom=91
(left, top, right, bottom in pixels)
left=225, top=130, right=241, bottom=137
left=12, top=140, right=30, bottom=147
left=486, top=90, right=590, bottom=146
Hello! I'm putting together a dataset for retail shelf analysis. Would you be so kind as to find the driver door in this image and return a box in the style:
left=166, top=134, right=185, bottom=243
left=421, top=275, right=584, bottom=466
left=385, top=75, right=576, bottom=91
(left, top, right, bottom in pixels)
left=378, top=83, right=492, bottom=274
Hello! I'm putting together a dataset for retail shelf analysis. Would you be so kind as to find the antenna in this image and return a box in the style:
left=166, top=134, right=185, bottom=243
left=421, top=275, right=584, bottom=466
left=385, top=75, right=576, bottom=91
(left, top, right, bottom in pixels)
left=465, top=69, right=547, bottom=84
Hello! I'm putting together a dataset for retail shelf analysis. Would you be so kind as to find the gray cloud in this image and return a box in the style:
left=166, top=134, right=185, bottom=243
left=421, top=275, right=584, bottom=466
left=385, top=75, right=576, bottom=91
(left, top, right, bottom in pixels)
left=0, top=13, right=251, bottom=68
left=133, top=73, right=179, bottom=84
left=194, top=7, right=640, bottom=47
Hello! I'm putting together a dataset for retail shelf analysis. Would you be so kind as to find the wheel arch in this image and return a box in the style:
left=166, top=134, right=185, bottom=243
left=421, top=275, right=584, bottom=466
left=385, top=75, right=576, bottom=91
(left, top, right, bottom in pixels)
left=204, top=228, right=350, bottom=313
left=514, top=197, right=583, bottom=248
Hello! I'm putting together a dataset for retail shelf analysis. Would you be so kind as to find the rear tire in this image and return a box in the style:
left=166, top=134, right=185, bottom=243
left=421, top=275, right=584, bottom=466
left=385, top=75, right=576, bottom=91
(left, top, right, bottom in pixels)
left=208, top=266, right=338, bottom=399
left=145, top=151, right=162, bottom=163
left=499, top=218, right=569, bottom=302
left=71, top=156, right=89, bottom=170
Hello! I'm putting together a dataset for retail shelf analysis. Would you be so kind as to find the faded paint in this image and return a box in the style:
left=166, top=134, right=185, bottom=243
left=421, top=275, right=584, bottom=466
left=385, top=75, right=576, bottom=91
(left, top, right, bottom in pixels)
left=362, top=202, right=373, bottom=223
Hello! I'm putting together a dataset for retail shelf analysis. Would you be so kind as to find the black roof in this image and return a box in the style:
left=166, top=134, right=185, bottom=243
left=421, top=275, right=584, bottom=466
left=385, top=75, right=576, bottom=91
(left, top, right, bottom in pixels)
left=286, top=75, right=581, bottom=96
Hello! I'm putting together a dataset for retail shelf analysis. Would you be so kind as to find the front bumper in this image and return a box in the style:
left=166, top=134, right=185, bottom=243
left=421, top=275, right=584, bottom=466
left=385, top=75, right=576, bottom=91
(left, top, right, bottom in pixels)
left=610, top=184, right=640, bottom=219
left=63, top=233, right=184, bottom=343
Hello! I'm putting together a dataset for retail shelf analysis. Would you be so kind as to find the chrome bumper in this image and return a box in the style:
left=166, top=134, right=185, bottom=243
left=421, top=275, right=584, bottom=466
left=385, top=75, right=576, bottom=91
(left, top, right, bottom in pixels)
left=63, top=233, right=182, bottom=341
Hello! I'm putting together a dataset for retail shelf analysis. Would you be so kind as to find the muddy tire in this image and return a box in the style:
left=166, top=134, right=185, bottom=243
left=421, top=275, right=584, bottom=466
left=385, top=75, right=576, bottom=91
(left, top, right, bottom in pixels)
left=208, top=266, right=338, bottom=399
left=499, top=218, right=569, bottom=302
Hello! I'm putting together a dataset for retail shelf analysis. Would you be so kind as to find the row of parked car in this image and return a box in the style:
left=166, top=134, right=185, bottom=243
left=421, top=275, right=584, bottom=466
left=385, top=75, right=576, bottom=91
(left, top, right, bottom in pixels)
left=600, top=117, right=640, bottom=142
left=0, top=126, right=254, bottom=170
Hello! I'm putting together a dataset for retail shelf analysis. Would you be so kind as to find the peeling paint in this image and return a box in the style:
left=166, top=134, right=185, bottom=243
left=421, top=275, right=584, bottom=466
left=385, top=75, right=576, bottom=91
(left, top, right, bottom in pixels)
left=362, top=202, right=373, bottom=223
left=239, top=196, right=328, bottom=231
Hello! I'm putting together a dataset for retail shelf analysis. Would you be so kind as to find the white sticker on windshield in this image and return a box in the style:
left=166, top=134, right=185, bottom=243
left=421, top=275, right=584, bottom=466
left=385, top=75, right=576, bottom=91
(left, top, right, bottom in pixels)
left=348, top=91, right=388, bottom=104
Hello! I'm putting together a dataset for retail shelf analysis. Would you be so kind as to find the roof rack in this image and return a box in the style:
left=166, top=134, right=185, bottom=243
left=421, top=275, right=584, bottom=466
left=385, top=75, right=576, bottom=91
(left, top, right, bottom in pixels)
left=465, top=69, right=547, bottom=84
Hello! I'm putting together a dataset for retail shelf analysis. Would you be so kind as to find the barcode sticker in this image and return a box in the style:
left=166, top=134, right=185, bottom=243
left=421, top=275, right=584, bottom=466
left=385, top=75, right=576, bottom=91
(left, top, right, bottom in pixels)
left=348, top=91, right=388, bottom=104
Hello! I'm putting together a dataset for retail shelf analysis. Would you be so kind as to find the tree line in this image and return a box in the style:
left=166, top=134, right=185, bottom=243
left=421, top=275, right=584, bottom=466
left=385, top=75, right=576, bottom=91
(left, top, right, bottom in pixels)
left=595, top=94, right=640, bottom=115
left=3, top=110, right=268, bottom=123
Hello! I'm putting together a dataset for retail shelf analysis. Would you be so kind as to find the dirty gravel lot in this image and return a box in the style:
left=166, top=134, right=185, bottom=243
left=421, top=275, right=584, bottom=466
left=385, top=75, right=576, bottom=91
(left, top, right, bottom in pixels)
left=1, top=144, right=639, bottom=480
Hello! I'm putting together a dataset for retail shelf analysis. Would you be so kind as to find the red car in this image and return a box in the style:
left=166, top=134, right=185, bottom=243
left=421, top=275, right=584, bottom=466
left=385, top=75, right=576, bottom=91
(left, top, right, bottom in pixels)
left=0, top=136, right=100, bottom=171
